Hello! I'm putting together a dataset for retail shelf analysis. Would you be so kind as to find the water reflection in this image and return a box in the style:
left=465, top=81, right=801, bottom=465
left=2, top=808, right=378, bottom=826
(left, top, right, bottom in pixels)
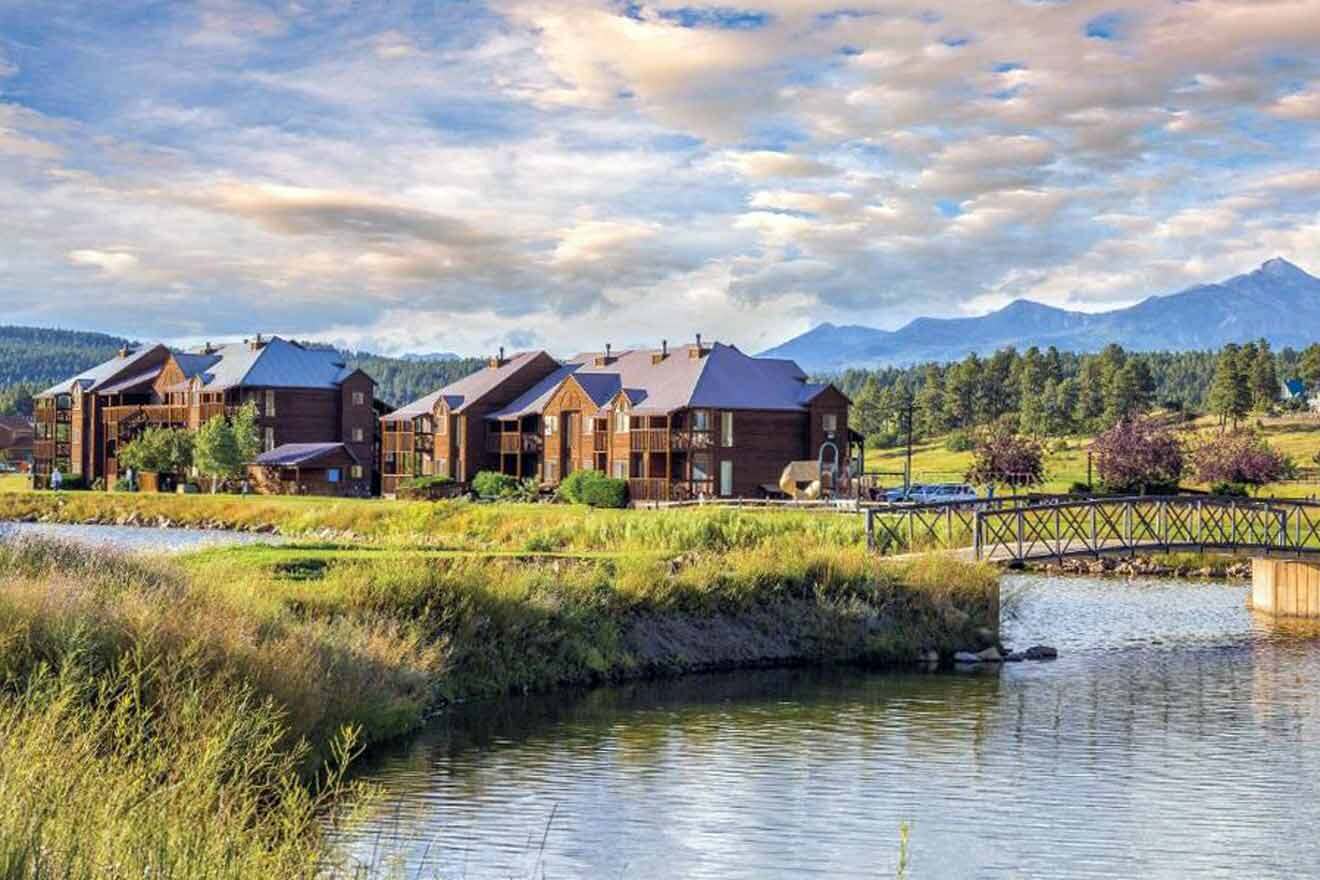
left=337, top=576, right=1320, bottom=879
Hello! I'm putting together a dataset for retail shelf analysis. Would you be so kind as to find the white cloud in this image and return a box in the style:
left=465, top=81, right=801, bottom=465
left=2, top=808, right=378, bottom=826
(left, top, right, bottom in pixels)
left=67, top=249, right=141, bottom=277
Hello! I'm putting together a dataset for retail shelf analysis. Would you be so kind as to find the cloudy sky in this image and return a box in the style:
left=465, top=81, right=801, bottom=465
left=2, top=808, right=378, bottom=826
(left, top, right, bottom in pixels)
left=2, top=1, right=1320, bottom=356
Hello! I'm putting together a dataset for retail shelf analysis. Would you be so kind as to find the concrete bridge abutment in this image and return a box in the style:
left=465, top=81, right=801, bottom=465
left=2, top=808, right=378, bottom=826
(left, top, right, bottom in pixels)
left=1251, top=558, right=1320, bottom=618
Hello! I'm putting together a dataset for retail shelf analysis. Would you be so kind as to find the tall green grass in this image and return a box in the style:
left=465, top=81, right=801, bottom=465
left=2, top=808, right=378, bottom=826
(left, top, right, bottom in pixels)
left=0, top=535, right=998, bottom=877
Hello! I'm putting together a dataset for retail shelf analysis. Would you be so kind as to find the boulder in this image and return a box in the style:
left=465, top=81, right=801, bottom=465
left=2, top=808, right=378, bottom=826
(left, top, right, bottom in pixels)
left=953, top=651, right=982, bottom=664
left=976, top=646, right=1003, bottom=662
left=1023, top=645, right=1058, bottom=660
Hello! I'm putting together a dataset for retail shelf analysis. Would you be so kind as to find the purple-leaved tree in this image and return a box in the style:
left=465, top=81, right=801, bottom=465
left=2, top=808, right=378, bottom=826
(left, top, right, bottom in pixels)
left=1190, top=430, right=1293, bottom=494
left=1091, top=417, right=1184, bottom=494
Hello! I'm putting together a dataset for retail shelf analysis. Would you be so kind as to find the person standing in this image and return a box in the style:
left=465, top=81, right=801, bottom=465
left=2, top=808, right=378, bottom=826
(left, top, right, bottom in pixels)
left=50, top=467, right=63, bottom=491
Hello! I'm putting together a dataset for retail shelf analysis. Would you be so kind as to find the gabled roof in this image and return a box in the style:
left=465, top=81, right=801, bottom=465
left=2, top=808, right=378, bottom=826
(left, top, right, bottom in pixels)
left=488, top=342, right=842, bottom=419
left=187, top=337, right=357, bottom=391
left=37, top=344, right=168, bottom=398
left=254, top=442, right=360, bottom=467
left=1285, top=378, right=1307, bottom=397
left=385, top=350, right=550, bottom=421
left=486, top=360, right=586, bottom=420
left=0, top=416, right=32, bottom=435
left=98, top=366, right=164, bottom=395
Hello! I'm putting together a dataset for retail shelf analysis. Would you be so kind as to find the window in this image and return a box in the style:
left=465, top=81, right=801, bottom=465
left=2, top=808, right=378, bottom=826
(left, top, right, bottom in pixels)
left=692, top=453, right=711, bottom=481
left=720, top=411, right=734, bottom=447
left=692, top=409, right=710, bottom=431
left=612, top=460, right=628, bottom=479
left=352, top=391, right=365, bottom=406
left=265, top=390, right=276, bottom=417
left=583, top=417, right=593, bottom=435
left=264, top=427, right=275, bottom=452
left=823, top=413, right=838, bottom=433
left=55, top=424, right=69, bottom=442
left=545, top=415, right=559, bottom=436
left=350, top=465, right=364, bottom=480
left=720, top=460, right=734, bottom=497
left=615, top=412, right=629, bottom=434
left=352, top=427, right=365, bottom=443
left=327, top=468, right=341, bottom=483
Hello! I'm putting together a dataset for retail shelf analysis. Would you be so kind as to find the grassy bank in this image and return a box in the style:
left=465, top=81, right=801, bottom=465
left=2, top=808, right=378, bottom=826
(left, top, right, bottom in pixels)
left=0, top=489, right=874, bottom=551
left=0, top=535, right=998, bottom=877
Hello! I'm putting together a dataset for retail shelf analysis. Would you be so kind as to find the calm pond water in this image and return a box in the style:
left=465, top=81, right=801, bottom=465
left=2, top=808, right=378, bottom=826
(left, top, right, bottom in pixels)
left=0, top=521, right=282, bottom=552
left=336, top=575, right=1320, bottom=879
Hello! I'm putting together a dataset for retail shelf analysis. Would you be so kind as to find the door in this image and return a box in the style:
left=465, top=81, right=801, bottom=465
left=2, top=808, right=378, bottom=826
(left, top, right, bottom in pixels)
left=561, top=411, right=578, bottom=478
left=720, top=460, right=734, bottom=497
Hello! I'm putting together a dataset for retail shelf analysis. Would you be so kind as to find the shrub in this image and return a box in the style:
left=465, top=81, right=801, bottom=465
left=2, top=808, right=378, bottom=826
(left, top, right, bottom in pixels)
left=944, top=431, right=974, bottom=452
left=471, top=470, right=522, bottom=499
left=1210, top=481, right=1249, bottom=497
left=1091, top=417, right=1184, bottom=494
left=402, top=474, right=453, bottom=490
left=113, top=476, right=134, bottom=492
left=964, top=426, right=1044, bottom=490
left=1068, top=481, right=1093, bottom=495
left=1190, top=430, right=1293, bottom=491
left=558, top=471, right=628, bottom=507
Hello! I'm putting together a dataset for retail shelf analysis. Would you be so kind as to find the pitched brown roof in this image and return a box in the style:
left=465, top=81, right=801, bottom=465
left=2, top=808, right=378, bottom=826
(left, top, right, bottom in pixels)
left=384, top=351, right=550, bottom=421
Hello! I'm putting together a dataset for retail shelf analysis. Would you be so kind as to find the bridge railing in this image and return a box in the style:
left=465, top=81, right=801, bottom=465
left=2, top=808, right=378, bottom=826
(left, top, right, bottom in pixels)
left=970, top=496, right=1320, bottom=563
left=863, top=493, right=1085, bottom=554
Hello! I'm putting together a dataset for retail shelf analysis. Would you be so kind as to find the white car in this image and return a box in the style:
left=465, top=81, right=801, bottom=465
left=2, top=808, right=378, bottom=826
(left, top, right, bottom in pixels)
left=904, top=483, right=978, bottom=504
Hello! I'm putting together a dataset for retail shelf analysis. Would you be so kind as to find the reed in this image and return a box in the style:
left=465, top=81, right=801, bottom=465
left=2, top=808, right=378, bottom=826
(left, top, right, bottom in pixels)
left=0, top=534, right=997, bottom=877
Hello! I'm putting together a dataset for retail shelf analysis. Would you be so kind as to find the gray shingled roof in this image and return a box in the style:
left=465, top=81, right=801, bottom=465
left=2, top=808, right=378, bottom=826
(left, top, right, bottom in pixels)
left=384, top=351, right=547, bottom=422
left=37, top=345, right=168, bottom=398
left=487, top=342, right=834, bottom=420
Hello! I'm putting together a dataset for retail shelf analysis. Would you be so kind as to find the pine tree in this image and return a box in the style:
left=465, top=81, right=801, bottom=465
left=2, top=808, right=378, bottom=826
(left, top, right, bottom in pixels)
left=1209, top=344, right=1250, bottom=429
left=1249, top=340, right=1279, bottom=412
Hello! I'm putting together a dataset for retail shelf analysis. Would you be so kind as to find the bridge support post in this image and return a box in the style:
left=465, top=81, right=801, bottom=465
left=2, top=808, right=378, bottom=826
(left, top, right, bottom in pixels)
left=1251, top=558, right=1320, bottom=618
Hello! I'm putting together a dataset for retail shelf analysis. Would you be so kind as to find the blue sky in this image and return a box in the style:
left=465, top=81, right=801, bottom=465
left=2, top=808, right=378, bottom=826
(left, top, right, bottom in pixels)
left=2, top=0, right=1320, bottom=355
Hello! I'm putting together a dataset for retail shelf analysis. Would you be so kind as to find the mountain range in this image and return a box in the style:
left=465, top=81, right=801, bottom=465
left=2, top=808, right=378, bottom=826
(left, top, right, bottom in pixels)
left=760, top=258, right=1320, bottom=373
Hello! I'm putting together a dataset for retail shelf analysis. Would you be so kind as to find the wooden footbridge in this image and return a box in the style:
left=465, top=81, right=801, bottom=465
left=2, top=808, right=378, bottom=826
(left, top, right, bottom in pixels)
left=865, top=495, right=1320, bottom=564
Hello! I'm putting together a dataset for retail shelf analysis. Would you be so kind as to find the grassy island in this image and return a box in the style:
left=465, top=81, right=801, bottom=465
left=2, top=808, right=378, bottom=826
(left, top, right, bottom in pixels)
left=0, top=500, right=998, bottom=878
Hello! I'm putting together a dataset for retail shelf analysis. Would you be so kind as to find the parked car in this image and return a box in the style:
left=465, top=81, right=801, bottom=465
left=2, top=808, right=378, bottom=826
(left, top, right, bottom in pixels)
left=904, top=483, right=979, bottom=504
left=883, top=483, right=925, bottom=502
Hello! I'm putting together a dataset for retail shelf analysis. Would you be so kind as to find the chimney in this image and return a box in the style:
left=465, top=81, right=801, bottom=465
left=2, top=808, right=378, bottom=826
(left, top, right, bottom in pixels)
left=652, top=339, right=670, bottom=365
left=117, top=346, right=130, bottom=359
left=690, top=333, right=707, bottom=359
left=596, top=343, right=617, bottom=367
left=249, top=333, right=266, bottom=352
left=489, top=346, right=507, bottom=368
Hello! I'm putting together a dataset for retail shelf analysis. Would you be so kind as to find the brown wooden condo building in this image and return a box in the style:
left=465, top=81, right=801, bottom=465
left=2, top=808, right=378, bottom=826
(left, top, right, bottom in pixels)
left=382, top=338, right=854, bottom=502
left=33, top=336, right=380, bottom=494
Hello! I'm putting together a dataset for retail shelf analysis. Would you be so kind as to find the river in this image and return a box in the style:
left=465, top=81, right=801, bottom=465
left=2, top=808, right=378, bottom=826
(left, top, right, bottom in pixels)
left=334, top=574, right=1320, bottom=879
left=0, top=521, right=282, bottom=552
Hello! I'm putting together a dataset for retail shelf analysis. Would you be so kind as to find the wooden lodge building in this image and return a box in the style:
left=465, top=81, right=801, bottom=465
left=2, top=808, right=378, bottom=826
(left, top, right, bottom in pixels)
left=381, top=338, right=855, bottom=502
left=33, top=336, right=381, bottom=495
left=0, top=416, right=34, bottom=470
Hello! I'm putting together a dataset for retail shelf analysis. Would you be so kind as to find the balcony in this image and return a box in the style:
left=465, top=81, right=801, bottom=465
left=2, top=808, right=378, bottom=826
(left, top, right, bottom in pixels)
left=487, top=432, right=544, bottom=454
left=670, top=430, right=713, bottom=451
left=627, top=478, right=716, bottom=502
left=628, top=428, right=670, bottom=451
left=102, top=404, right=191, bottom=427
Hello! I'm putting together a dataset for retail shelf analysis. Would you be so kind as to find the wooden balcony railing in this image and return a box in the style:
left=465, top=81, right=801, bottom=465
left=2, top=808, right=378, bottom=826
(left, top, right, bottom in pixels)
left=102, top=404, right=191, bottom=426
left=627, top=478, right=716, bottom=502
left=669, top=430, right=713, bottom=450
left=487, top=432, right=544, bottom=454
left=628, top=429, right=670, bottom=451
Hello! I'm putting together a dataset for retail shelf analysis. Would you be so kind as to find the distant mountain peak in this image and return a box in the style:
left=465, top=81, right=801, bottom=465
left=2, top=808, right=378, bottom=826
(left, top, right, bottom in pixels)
left=758, top=257, right=1320, bottom=372
left=1259, top=256, right=1310, bottom=279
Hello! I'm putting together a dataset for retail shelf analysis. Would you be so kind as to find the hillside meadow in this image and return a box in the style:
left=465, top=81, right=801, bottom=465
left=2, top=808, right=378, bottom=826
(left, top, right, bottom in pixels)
left=867, top=414, right=1320, bottom=498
